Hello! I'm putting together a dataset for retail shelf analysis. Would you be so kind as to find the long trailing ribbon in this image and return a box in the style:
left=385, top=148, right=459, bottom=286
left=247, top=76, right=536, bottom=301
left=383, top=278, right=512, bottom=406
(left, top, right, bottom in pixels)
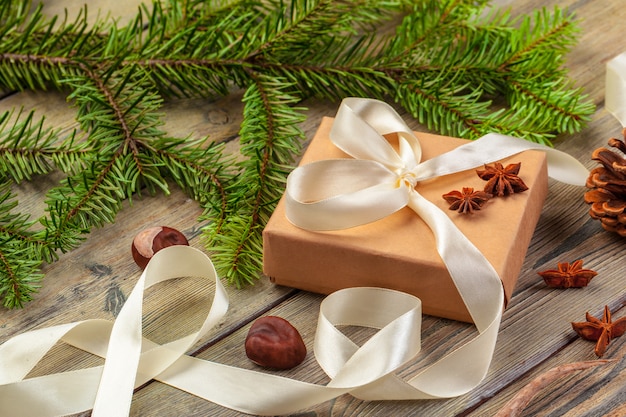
left=0, top=246, right=425, bottom=416
left=0, top=99, right=589, bottom=416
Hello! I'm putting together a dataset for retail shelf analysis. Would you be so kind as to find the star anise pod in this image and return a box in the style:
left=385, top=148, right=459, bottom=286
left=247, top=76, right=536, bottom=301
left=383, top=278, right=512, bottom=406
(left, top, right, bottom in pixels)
left=476, top=162, right=529, bottom=197
left=571, top=305, right=626, bottom=357
left=442, top=187, right=491, bottom=214
left=537, top=259, right=598, bottom=288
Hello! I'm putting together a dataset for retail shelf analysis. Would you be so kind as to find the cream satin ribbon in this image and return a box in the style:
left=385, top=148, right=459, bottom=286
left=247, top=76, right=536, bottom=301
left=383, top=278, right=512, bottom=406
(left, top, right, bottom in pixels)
left=606, top=52, right=626, bottom=126
left=0, top=99, right=589, bottom=416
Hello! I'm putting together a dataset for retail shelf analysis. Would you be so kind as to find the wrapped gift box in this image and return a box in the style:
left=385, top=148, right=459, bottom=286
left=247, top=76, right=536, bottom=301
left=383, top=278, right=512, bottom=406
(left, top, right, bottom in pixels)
left=263, top=117, right=548, bottom=322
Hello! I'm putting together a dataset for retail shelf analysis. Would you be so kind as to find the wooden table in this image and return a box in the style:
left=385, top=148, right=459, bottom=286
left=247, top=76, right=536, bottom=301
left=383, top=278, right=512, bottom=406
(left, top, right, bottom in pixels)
left=1, top=1, right=625, bottom=416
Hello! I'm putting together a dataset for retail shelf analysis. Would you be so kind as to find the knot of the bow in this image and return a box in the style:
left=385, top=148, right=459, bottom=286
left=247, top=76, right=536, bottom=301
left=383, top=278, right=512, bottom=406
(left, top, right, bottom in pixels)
left=397, top=169, right=418, bottom=189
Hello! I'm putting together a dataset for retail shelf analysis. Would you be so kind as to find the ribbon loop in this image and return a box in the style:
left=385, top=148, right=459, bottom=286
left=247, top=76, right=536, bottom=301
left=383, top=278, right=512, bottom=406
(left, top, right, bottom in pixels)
left=332, top=98, right=422, bottom=167
left=285, top=159, right=409, bottom=230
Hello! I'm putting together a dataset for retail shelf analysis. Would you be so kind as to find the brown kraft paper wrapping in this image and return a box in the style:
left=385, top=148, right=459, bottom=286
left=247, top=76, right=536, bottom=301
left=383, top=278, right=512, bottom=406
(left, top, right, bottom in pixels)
left=263, top=117, right=548, bottom=323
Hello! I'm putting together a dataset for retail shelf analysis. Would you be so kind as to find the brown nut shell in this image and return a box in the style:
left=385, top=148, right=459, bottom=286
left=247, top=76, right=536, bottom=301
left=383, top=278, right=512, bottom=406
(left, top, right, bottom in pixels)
left=245, top=316, right=306, bottom=370
left=131, top=226, right=189, bottom=269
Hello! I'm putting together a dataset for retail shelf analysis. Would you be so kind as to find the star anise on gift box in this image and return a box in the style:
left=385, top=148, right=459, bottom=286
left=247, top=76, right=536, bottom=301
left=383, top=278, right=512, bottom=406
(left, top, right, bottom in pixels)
left=537, top=259, right=598, bottom=288
left=476, top=162, right=529, bottom=196
left=442, top=187, right=492, bottom=214
left=571, top=305, right=626, bottom=357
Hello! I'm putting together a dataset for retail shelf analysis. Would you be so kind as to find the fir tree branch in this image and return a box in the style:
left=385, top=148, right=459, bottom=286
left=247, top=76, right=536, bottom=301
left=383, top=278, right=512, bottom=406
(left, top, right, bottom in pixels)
left=0, top=109, right=61, bottom=180
left=0, top=0, right=595, bottom=307
left=0, top=182, right=46, bottom=308
left=204, top=72, right=305, bottom=286
left=153, top=135, right=232, bottom=236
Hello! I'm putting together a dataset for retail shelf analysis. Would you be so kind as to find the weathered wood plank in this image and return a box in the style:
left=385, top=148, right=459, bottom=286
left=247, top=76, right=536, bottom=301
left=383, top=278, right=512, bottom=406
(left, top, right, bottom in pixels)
left=125, top=0, right=626, bottom=413
left=38, top=0, right=147, bottom=27
left=470, top=336, right=626, bottom=416
left=1, top=0, right=625, bottom=416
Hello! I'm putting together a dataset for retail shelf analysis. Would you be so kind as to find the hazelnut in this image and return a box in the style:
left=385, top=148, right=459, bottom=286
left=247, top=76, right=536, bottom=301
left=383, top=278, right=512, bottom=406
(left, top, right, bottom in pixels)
left=131, top=226, right=189, bottom=269
left=245, top=316, right=307, bottom=370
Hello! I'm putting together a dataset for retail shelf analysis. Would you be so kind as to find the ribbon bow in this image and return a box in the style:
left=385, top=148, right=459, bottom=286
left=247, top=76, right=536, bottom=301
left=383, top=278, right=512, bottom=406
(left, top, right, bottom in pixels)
left=0, top=98, right=589, bottom=416
left=287, top=98, right=587, bottom=232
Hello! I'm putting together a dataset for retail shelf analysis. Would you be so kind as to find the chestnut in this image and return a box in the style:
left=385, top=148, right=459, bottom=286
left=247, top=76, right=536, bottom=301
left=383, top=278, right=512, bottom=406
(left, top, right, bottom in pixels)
left=244, top=316, right=307, bottom=370
left=131, top=226, right=189, bottom=269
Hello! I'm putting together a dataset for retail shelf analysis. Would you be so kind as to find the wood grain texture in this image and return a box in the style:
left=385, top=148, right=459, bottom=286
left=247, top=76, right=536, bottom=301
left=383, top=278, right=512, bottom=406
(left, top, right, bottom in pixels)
left=1, top=0, right=625, bottom=416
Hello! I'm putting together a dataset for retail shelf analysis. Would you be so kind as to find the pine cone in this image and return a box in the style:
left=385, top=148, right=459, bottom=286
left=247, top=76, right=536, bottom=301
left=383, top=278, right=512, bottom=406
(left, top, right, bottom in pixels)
left=584, top=130, right=626, bottom=237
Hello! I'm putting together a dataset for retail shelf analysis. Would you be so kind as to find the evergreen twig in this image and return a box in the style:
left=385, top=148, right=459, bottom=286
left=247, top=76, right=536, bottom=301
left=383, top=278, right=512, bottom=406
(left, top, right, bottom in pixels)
left=0, top=0, right=594, bottom=308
